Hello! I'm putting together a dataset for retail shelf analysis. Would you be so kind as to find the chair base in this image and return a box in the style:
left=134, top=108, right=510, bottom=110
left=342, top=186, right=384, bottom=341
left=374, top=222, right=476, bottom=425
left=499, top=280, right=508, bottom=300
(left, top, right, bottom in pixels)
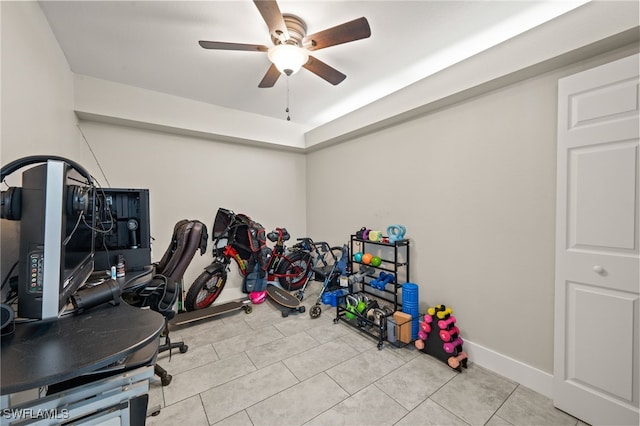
left=155, top=337, right=188, bottom=386
left=154, top=364, right=172, bottom=386
left=159, top=340, right=188, bottom=354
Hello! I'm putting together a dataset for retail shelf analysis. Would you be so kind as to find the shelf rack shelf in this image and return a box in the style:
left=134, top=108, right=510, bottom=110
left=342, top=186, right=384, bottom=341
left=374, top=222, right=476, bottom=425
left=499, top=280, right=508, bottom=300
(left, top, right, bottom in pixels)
left=334, top=235, right=410, bottom=349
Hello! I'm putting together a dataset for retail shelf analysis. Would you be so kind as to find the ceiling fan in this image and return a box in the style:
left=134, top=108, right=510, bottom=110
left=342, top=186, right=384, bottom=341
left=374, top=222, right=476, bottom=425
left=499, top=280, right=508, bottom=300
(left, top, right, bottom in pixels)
left=198, top=0, right=371, bottom=88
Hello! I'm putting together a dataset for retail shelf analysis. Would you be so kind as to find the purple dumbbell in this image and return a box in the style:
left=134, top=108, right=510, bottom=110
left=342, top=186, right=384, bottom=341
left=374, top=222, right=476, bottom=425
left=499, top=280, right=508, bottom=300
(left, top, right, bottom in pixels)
left=437, top=315, right=456, bottom=329
left=443, top=337, right=464, bottom=354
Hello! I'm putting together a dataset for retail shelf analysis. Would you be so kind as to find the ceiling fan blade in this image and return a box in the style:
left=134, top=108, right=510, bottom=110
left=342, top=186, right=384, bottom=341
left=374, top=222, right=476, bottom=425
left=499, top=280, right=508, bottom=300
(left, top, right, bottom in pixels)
left=303, top=56, right=346, bottom=86
left=258, top=63, right=281, bottom=88
left=199, top=41, right=268, bottom=52
left=303, top=17, right=371, bottom=51
left=253, top=0, right=289, bottom=41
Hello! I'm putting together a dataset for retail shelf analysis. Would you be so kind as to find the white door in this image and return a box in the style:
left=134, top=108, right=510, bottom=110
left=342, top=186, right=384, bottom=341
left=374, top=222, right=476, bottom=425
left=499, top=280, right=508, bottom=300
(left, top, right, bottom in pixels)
left=554, top=53, right=639, bottom=426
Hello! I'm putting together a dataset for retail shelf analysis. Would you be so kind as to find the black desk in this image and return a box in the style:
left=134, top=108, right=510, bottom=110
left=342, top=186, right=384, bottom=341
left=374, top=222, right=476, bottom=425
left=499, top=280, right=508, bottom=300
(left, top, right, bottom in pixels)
left=1, top=268, right=165, bottom=425
left=0, top=301, right=164, bottom=395
left=1, top=266, right=164, bottom=395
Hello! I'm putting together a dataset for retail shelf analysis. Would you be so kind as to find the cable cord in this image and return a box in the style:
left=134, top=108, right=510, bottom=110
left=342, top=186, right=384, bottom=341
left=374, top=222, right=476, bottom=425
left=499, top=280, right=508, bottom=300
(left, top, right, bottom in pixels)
left=1, top=261, right=18, bottom=291
left=77, top=124, right=111, bottom=188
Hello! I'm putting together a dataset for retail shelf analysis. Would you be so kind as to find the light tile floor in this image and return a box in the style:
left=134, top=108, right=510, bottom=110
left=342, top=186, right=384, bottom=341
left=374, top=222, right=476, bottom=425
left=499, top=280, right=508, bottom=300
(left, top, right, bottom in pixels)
left=146, top=282, right=584, bottom=426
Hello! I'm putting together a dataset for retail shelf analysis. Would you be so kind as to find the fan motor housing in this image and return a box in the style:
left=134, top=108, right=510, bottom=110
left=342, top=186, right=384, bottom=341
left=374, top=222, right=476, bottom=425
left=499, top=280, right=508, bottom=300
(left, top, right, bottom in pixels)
left=272, top=14, right=307, bottom=46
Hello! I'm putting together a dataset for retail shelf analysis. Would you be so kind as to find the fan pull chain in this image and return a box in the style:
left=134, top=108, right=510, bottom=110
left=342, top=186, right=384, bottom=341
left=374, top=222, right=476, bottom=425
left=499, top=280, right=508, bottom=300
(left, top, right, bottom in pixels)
left=286, top=78, right=291, bottom=121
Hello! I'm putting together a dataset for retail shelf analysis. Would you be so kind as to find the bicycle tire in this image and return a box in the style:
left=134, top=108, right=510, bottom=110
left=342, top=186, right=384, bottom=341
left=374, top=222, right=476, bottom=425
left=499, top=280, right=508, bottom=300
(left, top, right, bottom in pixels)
left=277, top=250, right=312, bottom=291
left=184, top=269, right=227, bottom=311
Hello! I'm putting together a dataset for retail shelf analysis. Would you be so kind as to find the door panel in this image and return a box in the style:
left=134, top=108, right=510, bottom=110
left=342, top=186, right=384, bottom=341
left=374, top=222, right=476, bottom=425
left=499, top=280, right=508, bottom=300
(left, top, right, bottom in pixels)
left=555, top=53, right=639, bottom=426
left=569, top=78, right=639, bottom=127
left=567, top=282, right=637, bottom=401
left=568, top=141, right=638, bottom=251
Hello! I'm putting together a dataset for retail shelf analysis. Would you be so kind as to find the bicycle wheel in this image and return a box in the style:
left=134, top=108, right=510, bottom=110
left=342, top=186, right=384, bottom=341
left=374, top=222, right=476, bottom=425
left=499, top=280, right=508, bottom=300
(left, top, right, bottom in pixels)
left=277, top=251, right=312, bottom=291
left=185, top=269, right=227, bottom=311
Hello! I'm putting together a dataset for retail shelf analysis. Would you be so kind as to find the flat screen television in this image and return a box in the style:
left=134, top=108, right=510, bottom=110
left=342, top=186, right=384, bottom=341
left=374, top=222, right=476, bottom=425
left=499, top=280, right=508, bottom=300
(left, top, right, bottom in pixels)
left=17, top=159, right=95, bottom=320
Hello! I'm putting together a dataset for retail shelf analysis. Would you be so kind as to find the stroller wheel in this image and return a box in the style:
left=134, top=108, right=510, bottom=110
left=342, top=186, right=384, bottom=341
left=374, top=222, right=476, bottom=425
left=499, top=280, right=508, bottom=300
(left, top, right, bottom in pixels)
left=309, top=304, right=322, bottom=319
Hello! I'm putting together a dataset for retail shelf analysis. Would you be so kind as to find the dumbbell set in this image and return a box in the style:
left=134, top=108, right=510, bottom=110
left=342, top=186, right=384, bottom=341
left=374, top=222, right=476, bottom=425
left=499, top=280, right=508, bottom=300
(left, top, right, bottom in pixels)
left=448, top=351, right=468, bottom=369
left=414, top=315, right=430, bottom=350
left=348, top=266, right=375, bottom=285
left=344, top=293, right=392, bottom=328
left=414, top=304, right=469, bottom=371
left=439, top=326, right=459, bottom=342
left=370, top=271, right=395, bottom=290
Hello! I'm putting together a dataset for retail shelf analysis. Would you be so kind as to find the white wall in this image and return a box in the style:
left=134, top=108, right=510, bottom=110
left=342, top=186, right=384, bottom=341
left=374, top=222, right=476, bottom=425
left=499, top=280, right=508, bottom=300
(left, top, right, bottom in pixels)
left=306, top=45, right=639, bottom=384
left=0, top=2, right=79, bottom=162
left=76, top=121, right=307, bottom=301
left=0, top=2, right=83, bottom=278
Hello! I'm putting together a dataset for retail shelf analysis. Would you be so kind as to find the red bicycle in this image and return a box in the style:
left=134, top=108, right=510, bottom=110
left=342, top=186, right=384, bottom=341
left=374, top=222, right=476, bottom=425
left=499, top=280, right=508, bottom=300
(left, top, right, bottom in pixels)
left=184, top=208, right=312, bottom=311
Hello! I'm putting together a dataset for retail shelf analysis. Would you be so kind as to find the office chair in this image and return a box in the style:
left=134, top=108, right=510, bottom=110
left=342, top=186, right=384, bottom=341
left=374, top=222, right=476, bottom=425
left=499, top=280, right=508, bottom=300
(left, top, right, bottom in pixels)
left=122, top=219, right=208, bottom=386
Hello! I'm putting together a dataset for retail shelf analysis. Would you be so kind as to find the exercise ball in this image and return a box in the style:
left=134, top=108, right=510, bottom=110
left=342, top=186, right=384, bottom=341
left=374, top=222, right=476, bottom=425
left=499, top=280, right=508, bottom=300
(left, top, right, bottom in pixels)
left=362, top=253, right=373, bottom=264
left=371, top=256, right=382, bottom=267
left=354, top=252, right=363, bottom=262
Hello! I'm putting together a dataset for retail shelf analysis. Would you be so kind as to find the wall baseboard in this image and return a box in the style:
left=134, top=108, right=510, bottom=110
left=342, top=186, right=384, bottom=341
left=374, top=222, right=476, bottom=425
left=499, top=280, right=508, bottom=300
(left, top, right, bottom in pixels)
left=463, top=339, right=553, bottom=399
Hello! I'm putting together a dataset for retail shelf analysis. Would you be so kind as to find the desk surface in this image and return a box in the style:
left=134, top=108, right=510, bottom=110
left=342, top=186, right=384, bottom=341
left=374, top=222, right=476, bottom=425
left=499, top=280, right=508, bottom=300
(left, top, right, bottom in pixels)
left=1, top=272, right=164, bottom=395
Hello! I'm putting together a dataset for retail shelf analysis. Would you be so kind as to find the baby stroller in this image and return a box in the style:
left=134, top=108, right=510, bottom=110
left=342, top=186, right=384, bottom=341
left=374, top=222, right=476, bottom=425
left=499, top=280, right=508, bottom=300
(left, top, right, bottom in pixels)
left=302, top=241, right=349, bottom=319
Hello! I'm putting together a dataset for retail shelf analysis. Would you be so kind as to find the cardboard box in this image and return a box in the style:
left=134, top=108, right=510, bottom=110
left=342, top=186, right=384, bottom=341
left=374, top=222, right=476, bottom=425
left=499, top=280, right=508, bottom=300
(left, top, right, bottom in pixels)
left=393, top=311, right=413, bottom=343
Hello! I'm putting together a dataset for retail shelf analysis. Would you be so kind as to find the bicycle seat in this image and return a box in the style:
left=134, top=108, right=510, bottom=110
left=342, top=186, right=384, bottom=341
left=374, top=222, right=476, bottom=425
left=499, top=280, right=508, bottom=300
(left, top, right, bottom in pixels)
left=267, top=228, right=290, bottom=242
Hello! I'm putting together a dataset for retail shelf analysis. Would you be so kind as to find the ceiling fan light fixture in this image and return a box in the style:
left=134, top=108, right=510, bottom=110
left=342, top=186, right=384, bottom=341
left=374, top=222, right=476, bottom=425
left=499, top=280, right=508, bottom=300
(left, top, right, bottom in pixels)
left=268, top=44, right=308, bottom=76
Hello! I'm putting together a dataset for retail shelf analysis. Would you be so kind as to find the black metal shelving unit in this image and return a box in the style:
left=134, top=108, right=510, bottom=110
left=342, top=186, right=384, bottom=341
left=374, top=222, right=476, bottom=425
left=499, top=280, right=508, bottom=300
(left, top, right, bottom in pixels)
left=334, top=235, right=410, bottom=349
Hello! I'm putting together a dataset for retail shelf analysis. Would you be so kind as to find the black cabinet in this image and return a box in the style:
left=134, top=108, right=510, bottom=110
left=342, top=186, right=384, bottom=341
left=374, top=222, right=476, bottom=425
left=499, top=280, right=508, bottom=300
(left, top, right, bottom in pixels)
left=91, top=188, right=151, bottom=271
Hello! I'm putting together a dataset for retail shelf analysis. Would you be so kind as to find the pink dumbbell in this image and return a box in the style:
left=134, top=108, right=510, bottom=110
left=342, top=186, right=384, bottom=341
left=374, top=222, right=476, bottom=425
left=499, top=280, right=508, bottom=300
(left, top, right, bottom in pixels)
left=443, top=337, right=464, bottom=354
left=415, top=339, right=425, bottom=350
left=424, top=314, right=433, bottom=324
left=418, top=330, right=428, bottom=340
left=438, top=315, right=456, bottom=329
left=439, top=326, right=459, bottom=342
left=447, top=351, right=468, bottom=369
left=420, top=321, right=431, bottom=333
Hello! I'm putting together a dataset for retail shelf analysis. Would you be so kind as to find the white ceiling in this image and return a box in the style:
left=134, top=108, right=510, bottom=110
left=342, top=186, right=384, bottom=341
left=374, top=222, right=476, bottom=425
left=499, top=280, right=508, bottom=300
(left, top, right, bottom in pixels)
left=39, top=1, right=588, bottom=129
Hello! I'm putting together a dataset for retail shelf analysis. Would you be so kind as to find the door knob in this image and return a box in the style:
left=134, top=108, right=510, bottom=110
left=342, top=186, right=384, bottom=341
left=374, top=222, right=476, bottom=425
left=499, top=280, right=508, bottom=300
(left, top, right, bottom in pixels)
left=593, top=265, right=605, bottom=274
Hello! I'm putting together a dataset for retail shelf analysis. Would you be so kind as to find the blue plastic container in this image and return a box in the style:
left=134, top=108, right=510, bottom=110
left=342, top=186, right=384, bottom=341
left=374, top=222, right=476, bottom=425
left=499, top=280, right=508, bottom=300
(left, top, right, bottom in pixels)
left=322, top=289, right=346, bottom=307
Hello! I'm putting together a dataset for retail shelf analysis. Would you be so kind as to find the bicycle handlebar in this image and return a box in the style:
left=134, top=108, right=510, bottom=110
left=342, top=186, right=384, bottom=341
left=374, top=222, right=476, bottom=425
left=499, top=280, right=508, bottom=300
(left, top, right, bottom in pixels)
left=295, top=237, right=332, bottom=253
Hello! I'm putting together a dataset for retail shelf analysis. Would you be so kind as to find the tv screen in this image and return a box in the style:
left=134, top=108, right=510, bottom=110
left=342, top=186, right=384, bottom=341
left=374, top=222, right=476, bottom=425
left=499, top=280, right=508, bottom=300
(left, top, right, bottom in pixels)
left=18, top=160, right=95, bottom=320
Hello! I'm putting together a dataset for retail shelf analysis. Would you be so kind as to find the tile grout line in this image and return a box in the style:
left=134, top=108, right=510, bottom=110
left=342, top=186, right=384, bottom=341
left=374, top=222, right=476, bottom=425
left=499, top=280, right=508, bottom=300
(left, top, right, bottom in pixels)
left=482, top=383, right=519, bottom=426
